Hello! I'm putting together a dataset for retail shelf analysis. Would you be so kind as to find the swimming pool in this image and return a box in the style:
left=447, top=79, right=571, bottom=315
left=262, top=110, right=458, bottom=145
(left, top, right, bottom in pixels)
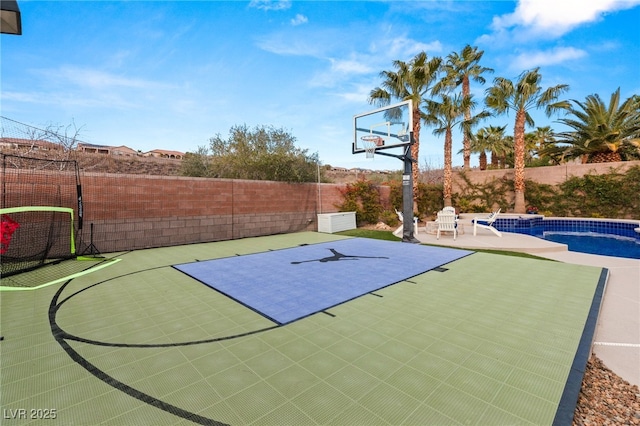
left=544, top=232, right=640, bottom=259
left=494, top=216, right=640, bottom=259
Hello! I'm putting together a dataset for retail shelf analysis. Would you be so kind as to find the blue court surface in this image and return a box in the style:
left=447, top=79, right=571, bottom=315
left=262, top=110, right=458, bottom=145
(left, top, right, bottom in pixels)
left=174, top=238, right=473, bottom=324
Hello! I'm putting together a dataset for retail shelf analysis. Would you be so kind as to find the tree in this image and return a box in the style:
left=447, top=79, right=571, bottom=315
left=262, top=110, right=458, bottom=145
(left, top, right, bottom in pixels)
left=548, top=88, right=640, bottom=163
left=489, top=127, right=512, bottom=169
left=468, top=125, right=509, bottom=170
left=180, top=145, right=212, bottom=177
left=424, top=93, right=489, bottom=206
left=368, top=51, right=442, bottom=198
left=6, top=117, right=85, bottom=164
left=469, top=128, right=492, bottom=171
left=191, top=124, right=321, bottom=182
left=485, top=68, right=569, bottom=213
left=526, top=126, right=556, bottom=165
left=436, top=45, right=493, bottom=169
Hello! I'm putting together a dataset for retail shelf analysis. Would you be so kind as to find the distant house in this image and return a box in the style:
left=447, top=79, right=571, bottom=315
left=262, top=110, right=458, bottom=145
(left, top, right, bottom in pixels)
left=77, top=143, right=113, bottom=155
left=0, top=137, right=61, bottom=151
left=112, top=145, right=138, bottom=156
left=145, top=149, right=184, bottom=159
left=77, top=143, right=137, bottom=156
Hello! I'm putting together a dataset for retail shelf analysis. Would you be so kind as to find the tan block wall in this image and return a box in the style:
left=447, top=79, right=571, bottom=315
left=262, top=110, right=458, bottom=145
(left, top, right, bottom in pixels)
left=452, top=160, right=640, bottom=212
left=454, top=160, right=640, bottom=187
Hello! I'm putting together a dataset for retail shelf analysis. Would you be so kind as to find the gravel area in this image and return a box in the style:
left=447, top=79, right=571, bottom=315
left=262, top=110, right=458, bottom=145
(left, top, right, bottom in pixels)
left=573, top=355, right=640, bottom=425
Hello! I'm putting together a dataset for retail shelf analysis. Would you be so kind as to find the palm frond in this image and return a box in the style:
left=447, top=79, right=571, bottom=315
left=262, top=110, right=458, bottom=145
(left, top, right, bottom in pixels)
left=552, top=88, right=640, bottom=162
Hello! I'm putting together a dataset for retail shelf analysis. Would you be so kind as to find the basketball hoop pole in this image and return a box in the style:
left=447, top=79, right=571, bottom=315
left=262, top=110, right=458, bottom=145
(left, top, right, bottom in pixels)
left=401, top=132, right=420, bottom=243
left=352, top=99, right=418, bottom=243
left=359, top=133, right=419, bottom=243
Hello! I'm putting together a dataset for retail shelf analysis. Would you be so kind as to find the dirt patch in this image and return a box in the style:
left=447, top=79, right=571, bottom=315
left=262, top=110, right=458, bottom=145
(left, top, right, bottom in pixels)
left=359, top=222, right=395, bottom=231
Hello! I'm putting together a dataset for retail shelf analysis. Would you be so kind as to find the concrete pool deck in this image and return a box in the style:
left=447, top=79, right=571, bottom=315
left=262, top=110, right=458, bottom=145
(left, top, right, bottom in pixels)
left=416, top=217, right=640, bottom=388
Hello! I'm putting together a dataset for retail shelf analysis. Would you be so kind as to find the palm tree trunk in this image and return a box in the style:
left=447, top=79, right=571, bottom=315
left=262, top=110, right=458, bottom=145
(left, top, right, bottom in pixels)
left=462, top=76, right=471, bottom=169
left=513, top=109, right=527, bottom=213
left=490, top=151, right=498, bottom=168
left=411, top=106, right=421, bottom=209
left=443, top=129, right=453, bottom=206
left=479, top=151, right=487, bottom=170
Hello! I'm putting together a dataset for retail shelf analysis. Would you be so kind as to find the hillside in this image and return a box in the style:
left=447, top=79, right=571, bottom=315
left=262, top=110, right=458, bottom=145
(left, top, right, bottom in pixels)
left=1, top=149, right=398, bottom=183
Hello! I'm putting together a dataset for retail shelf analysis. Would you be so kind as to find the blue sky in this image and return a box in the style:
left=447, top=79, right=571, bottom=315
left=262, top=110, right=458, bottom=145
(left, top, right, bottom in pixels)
left=2, top=0, right=639, bottom=171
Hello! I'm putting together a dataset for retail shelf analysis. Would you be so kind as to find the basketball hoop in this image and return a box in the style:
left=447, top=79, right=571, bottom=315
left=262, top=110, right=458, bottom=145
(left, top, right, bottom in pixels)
left=361, top=135, right=384, bottom=159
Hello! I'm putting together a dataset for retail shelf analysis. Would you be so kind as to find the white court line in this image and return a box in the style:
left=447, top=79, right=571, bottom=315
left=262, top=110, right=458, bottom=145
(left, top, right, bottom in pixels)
left=594, top=342, right=640, bottom=348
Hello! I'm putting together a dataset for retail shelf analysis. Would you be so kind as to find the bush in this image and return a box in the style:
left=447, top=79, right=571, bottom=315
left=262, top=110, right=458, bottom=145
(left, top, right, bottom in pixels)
left=453, top=171, right=512, bottom=213
left=335, top=179, right=383, bottom=225
left=389, top=181, right=444, bottom=220
left=185, top=124, right=323, bottom=182
left=337, top=179, right=444, bottom=226
left=552, top=166, right=640, bottom=218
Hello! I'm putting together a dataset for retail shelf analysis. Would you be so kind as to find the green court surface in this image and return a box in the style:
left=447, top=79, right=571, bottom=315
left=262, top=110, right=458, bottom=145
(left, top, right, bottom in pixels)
left=0, top=232, right=606, bottom=425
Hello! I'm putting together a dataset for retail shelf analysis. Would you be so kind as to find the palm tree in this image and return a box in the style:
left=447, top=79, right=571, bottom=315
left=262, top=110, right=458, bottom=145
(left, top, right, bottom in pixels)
left=550, top=88, right=640, bottom=163
left=485, top=125, right=510, bottom=168
left=531, top=126, right=555, bottom=149
left=527, top=126, right=555, bottom=162
left=523, top=132, right=539, bottom=165
left=424, top=93, right=489, bottom=206
left=369, top=51, right=442, bottom=198
left=468, top=125, right=509, bottom=170
left=436, top=45, right=493, bottom=169
left=469, top=128, right=494, bottom=170
left=485, top=68, right=569, bottom=213
left=497, top=135, right=515, bottom=168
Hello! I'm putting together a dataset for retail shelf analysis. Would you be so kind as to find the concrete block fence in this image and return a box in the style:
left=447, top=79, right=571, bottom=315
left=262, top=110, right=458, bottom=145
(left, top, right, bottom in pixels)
left=7, top=160, right=637, bottom=253
left=76, top=172, right=358, bottom=253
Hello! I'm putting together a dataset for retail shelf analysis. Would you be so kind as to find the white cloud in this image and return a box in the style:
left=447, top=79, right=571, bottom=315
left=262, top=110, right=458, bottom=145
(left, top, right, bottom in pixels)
left=291, top=14, right=308, bottom=26
left=330, top=58, right=373, bottom=75
left=308, top=56, right=375, bottom=89
left=485, top=0, right=640, bottom=39
left=257, top=35, right=326, bottom=56
left=510, top=46, right=587, bottom=71
left=387, top=38, right=443, bottom=59
left=42, top=66, right=171, bottom=91
left=258, top=26, right=443, bottom=97
left=335, top=83, right=375, bottom=103
left=17, top=66, right=180, bottom=112
left=3, top=88, right=138, bottom=110
left=1, top=91, right=43, bottom=104
left=248, top=0, right=291, bottom=11
left=370, top=28, right=443, bottom=60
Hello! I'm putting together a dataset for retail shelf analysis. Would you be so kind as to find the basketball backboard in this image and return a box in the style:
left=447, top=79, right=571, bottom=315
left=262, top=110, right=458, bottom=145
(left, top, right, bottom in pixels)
left=353, top=100, right=412, bottom=156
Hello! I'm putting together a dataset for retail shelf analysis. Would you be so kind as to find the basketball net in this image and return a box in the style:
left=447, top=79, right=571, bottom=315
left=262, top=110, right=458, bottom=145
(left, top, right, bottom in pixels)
left=361, top=135, right=384, bottom=159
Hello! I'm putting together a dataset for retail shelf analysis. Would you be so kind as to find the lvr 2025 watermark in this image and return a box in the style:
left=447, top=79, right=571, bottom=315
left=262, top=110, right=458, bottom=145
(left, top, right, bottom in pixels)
left=3, top=408, right=57, bottom=420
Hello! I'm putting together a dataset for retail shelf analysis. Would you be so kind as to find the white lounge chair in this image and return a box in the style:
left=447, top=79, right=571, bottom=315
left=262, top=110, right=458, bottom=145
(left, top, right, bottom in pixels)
left=436, top=210, right=457, bottom=240
left=472, top=209, right=502, bottom=237
left=394, top=208, right=418, bottom=237
left=441, top=206, right=456, bottom=215
left=393, top=208, right=403, bottom=237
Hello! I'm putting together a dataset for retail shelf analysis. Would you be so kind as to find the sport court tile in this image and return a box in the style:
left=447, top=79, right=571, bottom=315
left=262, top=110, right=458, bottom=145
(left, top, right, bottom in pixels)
left=0, top=232, right=605, bottom=425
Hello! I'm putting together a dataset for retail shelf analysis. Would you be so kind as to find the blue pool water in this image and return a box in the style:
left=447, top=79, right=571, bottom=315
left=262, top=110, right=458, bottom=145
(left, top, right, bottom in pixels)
left=494, top=216, right=640, bottom=259
left=543, top=232, right=640, bottom=259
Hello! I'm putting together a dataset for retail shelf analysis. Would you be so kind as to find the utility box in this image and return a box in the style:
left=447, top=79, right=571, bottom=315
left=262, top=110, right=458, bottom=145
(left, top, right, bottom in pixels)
left=317, top=212, right=356, bottom=233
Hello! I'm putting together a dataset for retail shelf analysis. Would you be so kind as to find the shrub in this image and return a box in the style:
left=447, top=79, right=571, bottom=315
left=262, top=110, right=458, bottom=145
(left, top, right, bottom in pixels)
left=453, top=171, right=512, bottom=213
left=554, top=166, right=639, bottom=218
left=388, top=181, right=444, bottom=220
left=335, top=179, right=383, bottom=225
